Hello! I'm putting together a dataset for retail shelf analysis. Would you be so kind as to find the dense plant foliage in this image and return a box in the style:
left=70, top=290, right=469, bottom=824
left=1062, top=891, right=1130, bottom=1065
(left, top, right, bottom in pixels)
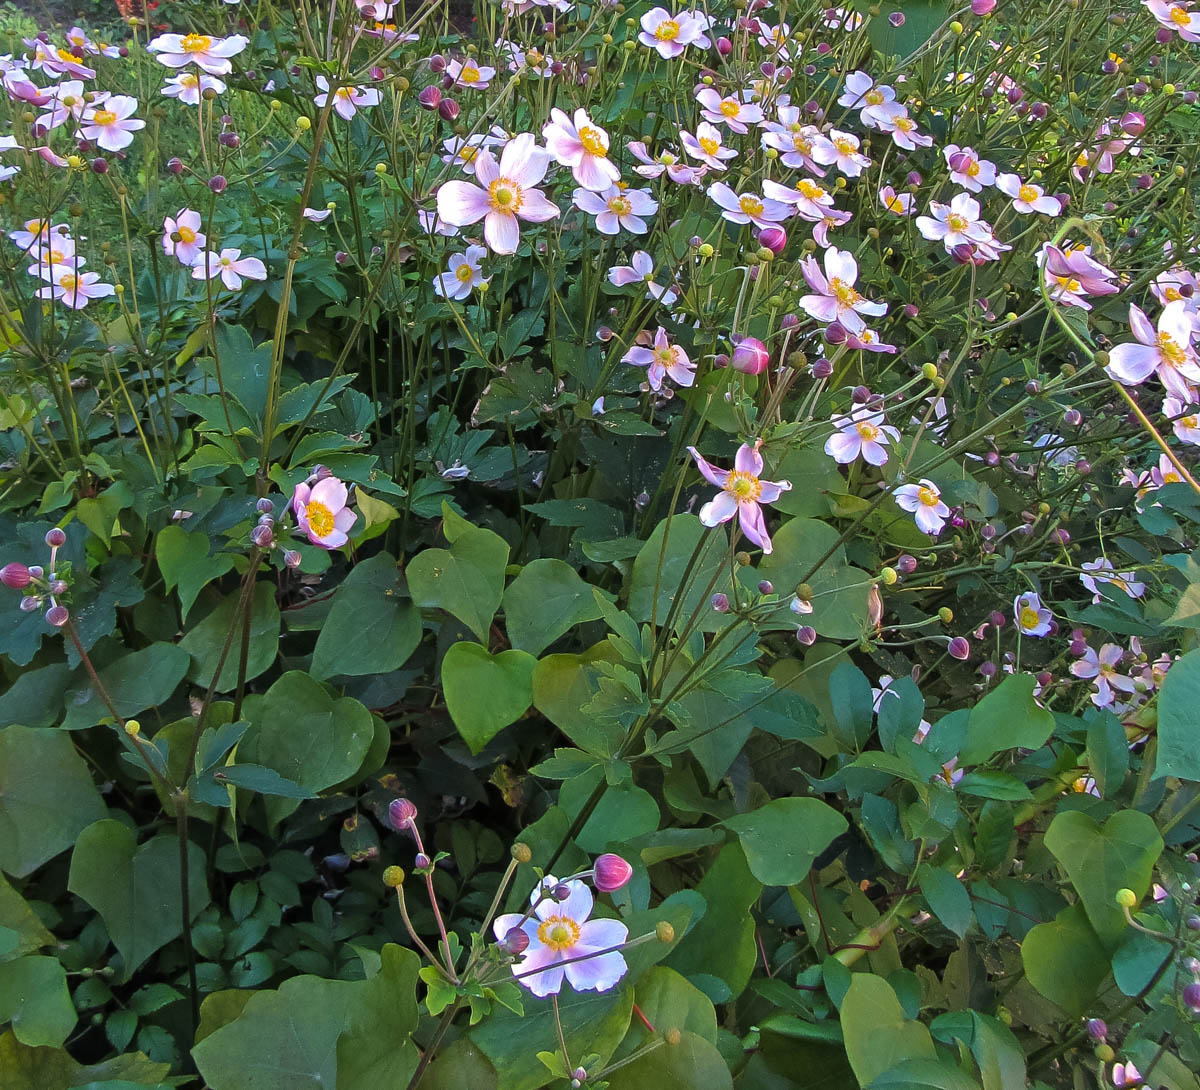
left=2, top=0, right=1200, bottom=1086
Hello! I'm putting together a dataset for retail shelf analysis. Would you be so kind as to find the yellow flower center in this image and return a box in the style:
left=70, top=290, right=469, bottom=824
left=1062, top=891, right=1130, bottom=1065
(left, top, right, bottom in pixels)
left=460, top=63, right=479, bottom=83
left=488, top=178, right=523, bottom=213
left=536, top=914, right=581, bottom=952
left=1076, top=151, right=1090, bottom=168
left=455, top=263, right=474, bottom=283
left=180, top=74, right=199, bottom=88
left=698, top=136, right=719, bottom=155
left=25, top=219, right=46, bottom=233
left=798, top=179, right=825, bottom=199
left=739, top=195, right=764, bottom=217
left=306, top=500, right=335, bottom=538
left=459, top=144, right=479, bottom=163
left=792, top=133, right=813, bottom=152
left=833, top=135, right=857, bottom=155
left=1056, top=275, right=1082, bottom=293
left=335, top=87, right=357, bottom=101
left=720, top=99, right=741, bottom=118
left=917, top=486, right=940, bottom=507
left=829, top=276, right=859, bottom=306
left=57, top=273, right=79, bottom=290
left=1018, top=184, right=1039, bottom=203
left=885, top=195, right=906, bottom=213
left=655, top=19, right=680, bottom=41
left=724, top=470, right=762, bottom=503
left=1164, top=470, right=1182, bottom=483
left=659, top=151, right=676, bottom=164
left=895, top=117, right=915, bottom=133
left=856, top=422, right=880, bottom=441
left=57, top=48, right=76, bottom=62
left=1019, top=606, right=1040, bottom=629
left=182, top=33, right=213, bottom=53
left=653, top=346, right=677, bottom=368
left=1171, top=5, right=1190, bottom=25
left=966, top=161, right=980, bottom=177
left=1158, top=331, right=1185, bottom=366
left=1072, top=777, right=1090, bottom=793
left=1165, top=286, right=1182, bottom=301
left=579, top=125, right=608, bottom=157
left=92, top=109, right=116, bottom=126
left=947, top=213, right=968, bottom=232
left=865, top=89, right=884, bottom=105
left=177, top=226, right=196, bottom=244
left=607, top=195, right=631, bottom=215
left=1182, top=415, right=1198, bottom=429
left=219, top=256, right=233, bottom=268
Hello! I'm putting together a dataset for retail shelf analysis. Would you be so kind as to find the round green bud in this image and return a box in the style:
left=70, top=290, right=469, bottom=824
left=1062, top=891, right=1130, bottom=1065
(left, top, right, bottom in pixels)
left=656, top=921, right=675, bottom=943
left=1115, top=888, right=1137, bottom=908
left=880, top=566, right=898, bottom=586
left=511, top=842, right=532, bottom=863
left=938, top=607, right=954, bottom=623
left=383, top=866, right=405, bottom=887
left=922, top=362, right=938, bottom=381
left=124, top=719, right=141, bottom=736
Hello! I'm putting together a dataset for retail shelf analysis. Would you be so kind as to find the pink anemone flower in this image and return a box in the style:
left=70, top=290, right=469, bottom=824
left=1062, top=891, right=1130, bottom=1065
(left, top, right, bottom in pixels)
left=493, top=877, right=628, bottom=998
left=824, top=409, right=899, bottom=465
left=687, top=441, right=792, bottom=554
left=799, top=247, right=888, bottom=334
left=162, top=209, right=206, bottom=266
left=573, top=185, right=658, bottom=235
left=707, top=182, right=790, bottom=229
left=436, top=133, right=560, bottom=255
left=292, top=475, right=357, bottom=548
left=1106, top=302, right=1200, bottom=401
left=622, top=327, right=694, bottom=390
left=146, top=32, right=249, bottom=75
left=543, top=108, right=620, bottom=192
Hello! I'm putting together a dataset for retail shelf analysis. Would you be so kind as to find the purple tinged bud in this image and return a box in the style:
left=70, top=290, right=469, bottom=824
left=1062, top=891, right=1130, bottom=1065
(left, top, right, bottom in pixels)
left=48, top=580, right=67, bottom=596
left=1006, top=85, right=1024, bottom=104
left=852, top=385, right=871, bottom=404
left=1031, top=102, right=1048, bottom=120
left=971, top=0, right=996, bottom=12
left=897, top=554, right=917, bottom=574
left=1036, top=670, right=1053, bottom=689
left=593, top=853, right=633, bottom=892
left=758, top=580, right=774, bottom=594
left=552, top=882, right=572, bottom=902
left=92, top=157, right=108, bottom=174
left=812, top=357, right=833, bottom=379
left=1075, top=459, right=1092, bottom=476
left=283, top=549, right=302, bottom=569
left=780, top=313, right=800, bottom=330
left=760, top=61, right=775, bottom=77
left=429, top=53, right=446, bottom=73
left=1, top=563, right=31, bottom=589
left=1185, top=914, right=1200, bottom=931
left=989, top=610, right=1006, bottom=628
left=1157, top=26, right=1173, bottom=43
left=815, top=41, right=831, bottom=55
left=256, top=497, right=275, bottom=514
left=1050, top=528, right=1071, bottom=545
left=45, top=528, right=66, bottom=547
left=1183, top=982, right=1200, bottom=1011
left=500, top=926, right=529, bottom=955
left=948, top=636, right=971, bottom=660
left=1101, top=59, right=1117, bottom=74
left=711, top=593, right=730, bottom=613
left=208, top=174, right=227, bottom=193
left=45, top=604, right=69, bottom=627
left=19, top=596, right=38, bottom=613
left=370, top=65, right=385, bottom=81
left=1184, top=91, right=1198, bottom=106
left=758, top=226, right=787, bottom=254
left=27, top=566, right=42, bottom=580
left=415, top=852, right=431, bottom=869
left=731, top=336, right=769, bottom=375
left=796, top=625, right=817, bottom=646
left=984, top=451, right=1001, bottom=467
left=1121, top=111, right=1146, bottom=135
left=389, top=798, right=418, bottom=830
left=418, top=85, right=442, bottom=110
left=1070, top=637, right=1089, bottom=657
left=167, top=156, right=183, bottom=174
left=981, top=523, right=997, bottom=540
left=906, top=170, right=922, bottom=186
left=902, top=303, right=919, bottom=319
left=889, top=11, right=906, bottom=26
left=335, top=250, right=348, bottom=264
left=979, top=661, right=997, bottom=678
left=438, top=98, right=460, bottom=122
left=118, top=45, right=128, bottom=57
left=824, top=320, right=848, bottom=346
left=1086, top=1018, right=1107, bottom=1041
left=1137, top=174, right=1153, bottom=190
left=1064, top=408, right=1082, bottom=427
left=1133, top=80, right=1148, bottom=96
left=716, top=36, right=732, bottom=55
left=250, top=524, right=274, bottom=548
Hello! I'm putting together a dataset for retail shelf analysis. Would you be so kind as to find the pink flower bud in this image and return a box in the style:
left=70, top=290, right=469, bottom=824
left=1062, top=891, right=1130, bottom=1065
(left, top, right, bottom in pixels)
left=418, top=85, right=442, bottom=110
left=500, top=926, right=529, bottom=955
left=716, top=36, right=732, bottom=54
left=757, top=226, right=787, bottom=254
left=970, top=0, right=996, bottom=13
left=44, top=528, right=66, bottom=547
left=824, top=321, right=848, bottom=346
left=796, top=625, right=817, bottom=646
left=1120, top=111, right=1146, bottom=136
left=283, top=550, right=302, bottom=569
left=45, top=604, right=69, bottom=627
left=948, top=636, right=971, bottom=660
left=1, top=563, right=31, bottom=589
left=389, top=798, right=418, bottom=830
left=731, top=336, right=769, bottom=375
left=593, top=853, right=633, bottom=892
left=438, top=98, right=460, bottom=122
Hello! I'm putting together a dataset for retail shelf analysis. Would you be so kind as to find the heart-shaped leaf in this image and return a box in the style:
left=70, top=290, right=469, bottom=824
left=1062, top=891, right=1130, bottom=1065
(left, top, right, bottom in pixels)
left=68, top=820, right=210, bottom=979
left=1044, top=808, right=1163, bottom=946
left=723, top=798, right=848, bottom=887
left=442, top=642, right=536, bottom=754
left=407, top=521, right=508, bottom=643
left=1021, top=903, right=1108, bottom=1015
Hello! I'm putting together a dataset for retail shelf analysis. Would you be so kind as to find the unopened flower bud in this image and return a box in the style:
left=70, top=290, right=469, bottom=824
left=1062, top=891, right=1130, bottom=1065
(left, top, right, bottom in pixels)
left=389, top=798, right=418, bottom=830
left=166, top=156, right=183, bottom=174
left=250, top=524, right=275, bottom=548
left=757, top=580, right=774, bottom=595
left=1050, top=528, right=1070, bottom=545
left=711, top=592, right=729, bottom=613
left=48, top=580, right=67, bottom=596
left=19, top=596, right=38, bottom=613
left=889, top=11, right=905, bottom=25
left=796, top=625, right=817, bottom=646
left=1115, top=888, right=1137, bottom=908
left=415, top=852, right=431, bottom=869
left=438, top=98, right=460, bottom=121
left=45, top=604, right=69, bottom=627
left=757, top=226, right=786, bottom=254
left=948, top=636, right=971, bottom=660
left=418, top=85, right=442, bottom=110
left=500, top=926, right=530, bottom=955
left=283, top=550, right=302, bottom=569
left=208, top=174, right=227, bottom=194
left=45, top=528, right=66, bottom=547
left=1, top=563, right=31, bottom=589
left=731, top=336, right=769, bottom=375
left=256, top=498, right=275, bottom=514
left=716, top=36, right=733, bottom=55
left=593, top=853, right=633, bottom=892
left=383, top=865, right=405, bottom=887
left=656, top=921, right=676, bottom=943
left=1086, top=1017, right=1107, bottom=1041
left=429, top=53, right=446, bottom=73
left=812, top=357, right=833, bottom=379
left=896, top=554, right=917, bottom=574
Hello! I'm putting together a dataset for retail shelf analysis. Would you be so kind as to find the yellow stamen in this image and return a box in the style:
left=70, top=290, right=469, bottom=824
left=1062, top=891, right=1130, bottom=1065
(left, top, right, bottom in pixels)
left=536, top=914, right=581, bottom=952
left=306, top=500, right=335, bottom=538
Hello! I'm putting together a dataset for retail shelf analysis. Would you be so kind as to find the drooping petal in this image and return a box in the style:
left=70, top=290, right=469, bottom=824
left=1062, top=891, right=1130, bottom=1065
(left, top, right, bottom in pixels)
left=738, top=501, right=772, bottom=553
left=699, top=491, right=738, bottom=527
left=687, top=446, right=728, bottom=488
